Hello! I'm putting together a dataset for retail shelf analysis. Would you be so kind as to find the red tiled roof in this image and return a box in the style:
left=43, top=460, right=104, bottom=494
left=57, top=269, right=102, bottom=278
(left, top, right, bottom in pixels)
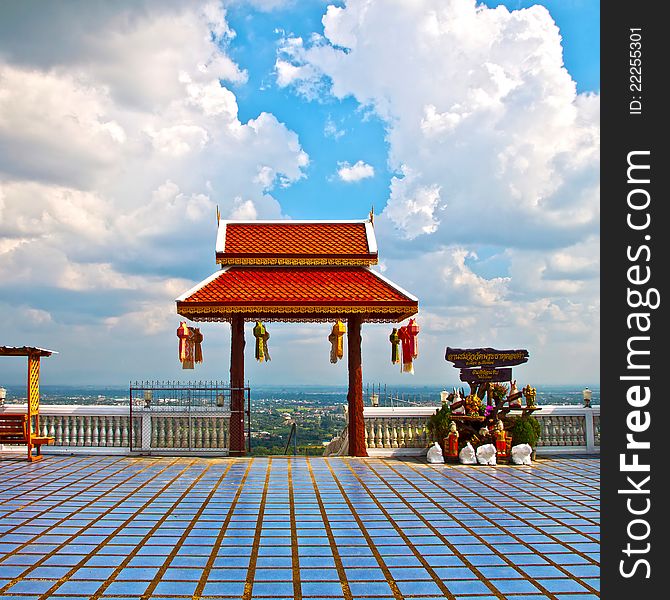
left=217, top=222, right=376, bottom=265
left=184, top=267, right=409, bottom=304
left=176, top=267, right=417, bottom=322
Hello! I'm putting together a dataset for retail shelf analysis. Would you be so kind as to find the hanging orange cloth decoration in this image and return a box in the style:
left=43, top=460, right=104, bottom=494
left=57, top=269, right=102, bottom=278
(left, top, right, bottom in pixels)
left=389, top=328, right=400, bottom=365
left=177, top=321, right=194, bottom=369
left=191, top=328, right=204, bottom=364
left=253, top=321, right=271, bottom=363
left=397, top=318, right=419, bottom=374
left=328, top=320, right=347, bottom=363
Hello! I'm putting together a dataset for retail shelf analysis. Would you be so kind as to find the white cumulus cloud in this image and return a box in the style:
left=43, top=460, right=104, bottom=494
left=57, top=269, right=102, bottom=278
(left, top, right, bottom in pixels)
left=337, top=160, right=375, bottom=182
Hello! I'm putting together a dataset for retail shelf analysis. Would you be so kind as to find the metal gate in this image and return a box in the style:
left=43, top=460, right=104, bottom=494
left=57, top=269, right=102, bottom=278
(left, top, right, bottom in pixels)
left=129, top=381, right=250, bottom=455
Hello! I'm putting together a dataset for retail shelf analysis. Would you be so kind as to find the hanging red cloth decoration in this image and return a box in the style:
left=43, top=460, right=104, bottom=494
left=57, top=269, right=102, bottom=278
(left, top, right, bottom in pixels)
left=253, top=321, right=271, bottom=363
left=329, top=320, right=347, bottom=363
left=397, top=318, right=419, bottom=374
left=389, top=328, right=400, bottom=365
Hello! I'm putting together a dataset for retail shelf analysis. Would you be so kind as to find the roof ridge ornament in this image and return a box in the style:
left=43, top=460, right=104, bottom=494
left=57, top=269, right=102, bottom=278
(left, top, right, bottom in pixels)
left=369, top=206, right=374, bottom=225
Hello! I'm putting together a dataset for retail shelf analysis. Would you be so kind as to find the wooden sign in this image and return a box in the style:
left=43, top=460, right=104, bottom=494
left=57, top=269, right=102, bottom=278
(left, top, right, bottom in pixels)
left=445, top=347, right=529, bottom=368
left=459, top=367, right=512, bottom=383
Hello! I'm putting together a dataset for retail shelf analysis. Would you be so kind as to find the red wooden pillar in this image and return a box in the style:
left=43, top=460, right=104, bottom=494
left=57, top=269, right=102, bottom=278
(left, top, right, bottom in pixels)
left=347, top=315, right=368, bottom=457
left=229, top=314, right=246, bottom=456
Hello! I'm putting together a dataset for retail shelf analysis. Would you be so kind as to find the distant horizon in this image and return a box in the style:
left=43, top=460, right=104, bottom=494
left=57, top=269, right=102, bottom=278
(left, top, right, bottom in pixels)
left=1, top=381, right=601, bottom=389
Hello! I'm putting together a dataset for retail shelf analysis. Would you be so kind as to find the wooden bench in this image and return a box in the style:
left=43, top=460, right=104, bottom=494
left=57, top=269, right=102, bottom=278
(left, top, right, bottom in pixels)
left=0, top=414, right=54, bottom=461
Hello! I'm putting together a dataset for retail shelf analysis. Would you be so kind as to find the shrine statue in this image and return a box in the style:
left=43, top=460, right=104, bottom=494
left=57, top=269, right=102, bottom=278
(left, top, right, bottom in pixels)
left=522, top=385, right=537, bottom=407
left=449, top=387, right=465, bottom=415
left=493, top=419, right=511, bottom=460
left=445, top=421, right=459, bottom=461
left=508, top=379, right=522, bottom=408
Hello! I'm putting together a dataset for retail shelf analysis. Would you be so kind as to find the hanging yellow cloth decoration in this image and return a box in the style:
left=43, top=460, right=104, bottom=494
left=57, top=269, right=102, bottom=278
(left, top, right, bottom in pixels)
left=328, top=320, right=347, bottom=363
left=253, top=321, right=271, bottom=362
left=389, top=328, right=400, bottom=365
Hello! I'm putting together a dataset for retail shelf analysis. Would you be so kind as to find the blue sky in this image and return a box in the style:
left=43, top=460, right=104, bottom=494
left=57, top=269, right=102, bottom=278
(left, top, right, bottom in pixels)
left=0, top=0, right=599, bottom=387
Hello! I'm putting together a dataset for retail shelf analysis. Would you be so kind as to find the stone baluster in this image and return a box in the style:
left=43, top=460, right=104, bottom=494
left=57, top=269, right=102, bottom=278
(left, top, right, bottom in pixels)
left=48, top=416, right=56, bottom=443
left=205, top=418, right=212, bottom=448
left=99, top=416, right=108, bottom=447
left=416, top=422, right=425, bottom=447
left=121, top=417, right=129, bottom=447
left=576, top=416, right=586, bottom=445
left=405, top=420, right=413, bottom=447
left=397, top=422, right=405, bottom=448
left=76, top=416, right=83, bottom=445
left=366, top=419, right=374, bottom=448
left=84, top=416, right=92, bottom=446
left=376, top=421, right=383, bottom=449
left=391, top=422, right=398, bottom=448
left=383, top=421, right=391, bottom=448
left=151, top=416, right=159, bottom=447
left=112, top=416, right=120, bottom=446
left=107, top=417, right=114, bottom=446
left=166, top=417, right=174, bottom=448
left=56, top=417, right=64, bottom=446
left=193, top=417, right=200, bottom=448
left=211, top=418, right=218, bottom=448
left=63, top=416, right=71, bottom=446
left=594, top=415, right=601, bottom=446
left=183, top=417, right=190, bottom=448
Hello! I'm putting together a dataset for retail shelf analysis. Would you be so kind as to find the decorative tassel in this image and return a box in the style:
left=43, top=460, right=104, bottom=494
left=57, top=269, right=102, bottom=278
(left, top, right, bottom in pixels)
left=191, top=328, right=203, bottom=364
left=389, top=328, right=400, bottom=364
left=253, top=321, right=271, bottom=362
left=397, top=319, right=419, bottom=374
left=177, top=321, right=194, bottom=368
left=329, top=320, right=347, bottom=363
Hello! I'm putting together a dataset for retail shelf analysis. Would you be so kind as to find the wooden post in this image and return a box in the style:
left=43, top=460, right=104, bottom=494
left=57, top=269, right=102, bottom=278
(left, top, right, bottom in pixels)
left=347, top=315, right=367, bottom=457
left=27, top=352, right=40, bottom=461
left=229, top=315, right=246, bottom=456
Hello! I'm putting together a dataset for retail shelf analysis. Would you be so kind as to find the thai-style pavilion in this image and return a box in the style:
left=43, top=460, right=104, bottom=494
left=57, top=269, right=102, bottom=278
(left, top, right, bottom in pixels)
left=176, top=216, right=419, bottom=456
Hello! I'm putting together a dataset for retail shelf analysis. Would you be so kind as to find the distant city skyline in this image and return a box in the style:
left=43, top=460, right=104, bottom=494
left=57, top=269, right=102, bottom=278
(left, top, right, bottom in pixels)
left=0, top=0, right=599, bottom=387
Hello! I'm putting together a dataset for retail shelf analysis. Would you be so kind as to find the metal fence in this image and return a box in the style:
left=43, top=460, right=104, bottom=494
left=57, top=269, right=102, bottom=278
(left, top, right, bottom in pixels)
left=129, top=381, right=250, bottom=454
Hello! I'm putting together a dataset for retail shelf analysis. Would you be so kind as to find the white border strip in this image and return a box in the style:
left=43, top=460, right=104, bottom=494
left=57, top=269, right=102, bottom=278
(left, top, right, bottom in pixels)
left=175, top=267, right=229, bottom=302
left=364, top=221, right=378, bottom=254
left=216, top=221, right=227, bottom=254
left=366, top=267, right=419, bottom=303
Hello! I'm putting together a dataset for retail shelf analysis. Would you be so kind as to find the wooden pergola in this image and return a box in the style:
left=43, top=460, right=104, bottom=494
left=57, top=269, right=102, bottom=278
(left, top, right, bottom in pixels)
left=176, top=217, right=419, bottom=456
left=0, top=346, right=56, bottom=460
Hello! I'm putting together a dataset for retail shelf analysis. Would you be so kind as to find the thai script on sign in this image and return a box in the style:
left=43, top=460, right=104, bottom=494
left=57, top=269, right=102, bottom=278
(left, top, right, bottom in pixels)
left=445, top=347, right=529, bottom=368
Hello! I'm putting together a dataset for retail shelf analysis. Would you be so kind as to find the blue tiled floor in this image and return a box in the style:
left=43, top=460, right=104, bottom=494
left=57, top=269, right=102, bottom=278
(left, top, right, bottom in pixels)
left=0, top=455, right=600, bottom=598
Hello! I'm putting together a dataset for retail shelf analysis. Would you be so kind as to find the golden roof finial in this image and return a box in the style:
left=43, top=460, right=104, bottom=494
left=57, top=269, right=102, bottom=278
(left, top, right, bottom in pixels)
left=369, top=205, right=374, bottom=225
left=216, top=205, right=220, bottom=225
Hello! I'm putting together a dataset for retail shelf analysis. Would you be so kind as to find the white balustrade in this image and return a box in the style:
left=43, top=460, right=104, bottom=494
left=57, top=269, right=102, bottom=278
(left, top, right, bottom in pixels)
left=0, top=405, right=230, bottom=454
left=356, top=405, right=600, bottom=457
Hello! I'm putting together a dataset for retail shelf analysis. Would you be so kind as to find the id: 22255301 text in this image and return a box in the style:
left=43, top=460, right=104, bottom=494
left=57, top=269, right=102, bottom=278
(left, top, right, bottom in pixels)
left=629, top=28, right=643, bottom=115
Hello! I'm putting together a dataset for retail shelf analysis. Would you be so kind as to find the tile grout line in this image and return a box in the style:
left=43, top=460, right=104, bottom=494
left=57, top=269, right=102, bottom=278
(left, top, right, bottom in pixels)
left=35, top=458, right=196, bottom=599
left=435, top=462, right=601, bottom=536
left=191, top=458, right=256, bottom=600
left=0, top=457, right=172, bottom=585
left=398, top=459, right=599, bottom=593
left=305, top=456, right=353, bottom=600
left=323, top=457, right=413, bottom=600
left=287, top=458, right=302, bottom=600
left=92, top=460, right=227, bottom=599
left=241, top=457, right=272, bottom=600
left=0, top=458, right=133, bottom=537
left=368, top=459, right=571, bottom=598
